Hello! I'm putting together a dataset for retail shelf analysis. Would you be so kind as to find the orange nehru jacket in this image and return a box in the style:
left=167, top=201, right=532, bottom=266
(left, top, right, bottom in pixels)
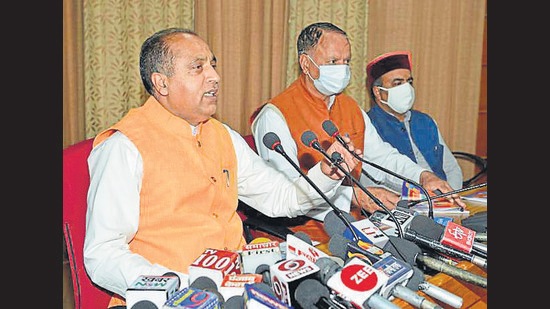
left=258, top=74, right=365, bottom=180
left=94, top=97, right=245, bottom=307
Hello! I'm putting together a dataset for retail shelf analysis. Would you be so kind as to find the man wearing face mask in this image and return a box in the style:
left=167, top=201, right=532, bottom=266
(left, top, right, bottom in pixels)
left=249, top=22, right=465, bottom=219
left=365, top=51, right=463, bottom=191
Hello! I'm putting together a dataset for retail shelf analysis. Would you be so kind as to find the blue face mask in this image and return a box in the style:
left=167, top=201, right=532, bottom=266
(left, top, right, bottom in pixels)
left=305, top=54, right=351, bottom=96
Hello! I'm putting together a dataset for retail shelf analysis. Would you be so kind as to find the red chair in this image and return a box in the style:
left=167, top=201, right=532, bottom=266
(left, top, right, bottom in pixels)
left=63, top=138, right=112, bottom=309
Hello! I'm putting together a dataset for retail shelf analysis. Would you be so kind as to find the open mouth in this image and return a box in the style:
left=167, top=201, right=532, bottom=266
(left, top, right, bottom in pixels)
left=204, top=89, right=218, bottom=97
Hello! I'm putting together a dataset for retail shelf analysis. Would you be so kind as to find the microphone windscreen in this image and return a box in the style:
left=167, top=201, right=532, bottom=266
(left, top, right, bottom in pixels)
left=315, top=257, right=342, bottom=285
left=254, top=264, right=272, bottom=286
left=262, top=132, right=280, bottom=150
left=129, top=300, right=158, bottom=309
left=293, top=231, right=313, bottom=245
left=250, top=282, right=276, bottom=297
left=405, top=266, right=425, bottom=291
left=322, top=119, right=338, bottom=137
left=301, top=130, right=317, bottom=147
left=190, top=276, right=225, bottom=304
left=225, top=295, right=245, bottom=309
left=294, top=278, right=331, bottom=309
left=382, top=236, right=422, bottom=266
left=328, top=234, right=352, bottom=260
left=409, top=215, right=444, bottom=239
left=323, top=210, right=356, bottom=237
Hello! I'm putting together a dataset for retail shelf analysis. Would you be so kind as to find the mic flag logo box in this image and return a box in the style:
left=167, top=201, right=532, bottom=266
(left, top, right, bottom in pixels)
left=126, top=275, right=180, bottom=309
left=163, top=287, right=221, bottom=309
left=188, top=248, right=242, bottom=288
left=326, top=257, right=387, bottom=308
left=243, top=283, right=292, bottom=309
left=343, top=218, right=390, bottom=248
left=285, top=233, right=328, bottom=263
left=270, top=257, right=319, bottom=307
left=441, top=221, right=475, bottom=253
left=241, top=240, right=282, bottom=274
left=219, top=273, right=263, bottom=300
left=372, top=256, right=413, bottom=299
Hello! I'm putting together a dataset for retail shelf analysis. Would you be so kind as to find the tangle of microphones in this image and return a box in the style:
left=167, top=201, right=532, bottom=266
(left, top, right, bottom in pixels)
left=300, top=130, right=405, bottom=239
left=261, top=131, right=360, bottom=242
left=321, top=119, right=437, bottom=220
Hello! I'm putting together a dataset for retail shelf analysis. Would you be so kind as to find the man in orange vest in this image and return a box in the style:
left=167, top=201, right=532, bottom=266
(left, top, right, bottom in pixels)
left=250, top=22, right=464, bottom=220
left=83, top=27, right=360, bottom=308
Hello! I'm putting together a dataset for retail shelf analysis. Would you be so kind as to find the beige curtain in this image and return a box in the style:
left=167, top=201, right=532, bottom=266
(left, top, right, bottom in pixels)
left=195, top=0, right=290, bottom=135
left=64, top=0, right=485, bottom=162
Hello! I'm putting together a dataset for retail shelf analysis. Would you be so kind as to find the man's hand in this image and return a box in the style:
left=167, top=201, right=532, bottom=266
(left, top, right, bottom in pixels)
left=351, top=186, right=399, bottom=214
left=321, top=135, right=361, bottom=180
left=419, top=171, right=466, bottom=208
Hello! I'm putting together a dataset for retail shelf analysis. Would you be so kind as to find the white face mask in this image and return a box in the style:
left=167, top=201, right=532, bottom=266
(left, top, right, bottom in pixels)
left=378, top=82, right=415, bottom=114
left=305, top=54, right=351, bottom=96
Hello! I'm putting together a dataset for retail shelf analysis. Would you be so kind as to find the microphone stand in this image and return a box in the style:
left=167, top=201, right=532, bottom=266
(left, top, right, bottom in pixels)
left=301, top=130, right=405, bottom=239
left=321, top=120, right=436, bottom=219
left=262, top=132, right=360, bottom=242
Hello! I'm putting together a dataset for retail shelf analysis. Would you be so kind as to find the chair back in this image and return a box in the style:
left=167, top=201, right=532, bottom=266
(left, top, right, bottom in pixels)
left=63, top=138, right=112, bottom=309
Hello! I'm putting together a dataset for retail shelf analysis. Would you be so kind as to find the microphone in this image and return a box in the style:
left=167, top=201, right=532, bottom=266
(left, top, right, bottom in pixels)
left=294, top=278, right=344, bottom=309
left=410, top=216, right=487, bottom=258
left=243, top=282, right=292, bottom=308
left=322, top=119, right=436, bottom=219
left=326, top=238, right=465, bottom=308
left=189, top=276, right=226, bottom=306
left=300, top=130, right=405, bottom=239
left=262, top=132, right=360, bottom=241
left=405, top=216, right=487, bottom=268
left=241, top=239, right=282, bottom=274
left=163, top=285, right=222, bottom=309
left=225, top=295, right=245, bottom=309
left=325, top=256, right=400, bottom=309
left=269, top=257, right=320, bottom=307
left=188, top=248, right=242, bottom=288
left=382, top=236, right=487, bottom=288
left=219, top=273, right=264, bottom=301
left=125, top=275, right=180, bottom=309
left=372, top=256, right=444, bottom=309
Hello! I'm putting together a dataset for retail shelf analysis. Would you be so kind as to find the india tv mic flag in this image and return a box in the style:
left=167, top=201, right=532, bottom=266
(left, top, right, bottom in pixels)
left=440, top=221, right=476, bottom=253
left=188, top=248, right=242, bottom=288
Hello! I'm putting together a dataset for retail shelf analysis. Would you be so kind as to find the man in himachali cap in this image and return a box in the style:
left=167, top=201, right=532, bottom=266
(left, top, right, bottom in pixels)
left=366, top=51, right=412, bottom=98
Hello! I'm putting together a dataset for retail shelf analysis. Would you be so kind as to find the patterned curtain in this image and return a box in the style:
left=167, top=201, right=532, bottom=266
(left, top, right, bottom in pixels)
left=83, top=0, right=194, bottom=137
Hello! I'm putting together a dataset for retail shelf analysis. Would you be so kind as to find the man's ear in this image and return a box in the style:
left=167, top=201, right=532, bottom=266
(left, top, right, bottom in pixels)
left=151, top=72, right=168, bottom=96
left=299, top=53, right=309, bottom=74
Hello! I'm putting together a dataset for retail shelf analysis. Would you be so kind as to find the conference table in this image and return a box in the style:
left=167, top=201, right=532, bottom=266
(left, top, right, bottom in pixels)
left=246, top=182, right=488, bottom=309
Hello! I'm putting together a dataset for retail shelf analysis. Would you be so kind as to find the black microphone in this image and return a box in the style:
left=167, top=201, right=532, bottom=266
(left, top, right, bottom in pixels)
left=382, top=236, right=487, bottom=288
left=406, top=216, right=487, bottom=268
left=300, top=130, right=404, bottom=239
left=327, top=236, right=467, bottom=307
left=294, top=279, right=343, bottom=309
left=322, top=119, right=436, bottom=219
left=189, top=277, right=226, bottom=305
left=409, top=215, right=487, bottom=258
left=262, top=132, right=359, bottom=241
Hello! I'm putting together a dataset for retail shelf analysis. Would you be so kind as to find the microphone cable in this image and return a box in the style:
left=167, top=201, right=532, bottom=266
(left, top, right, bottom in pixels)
left=321, top=119, right=436, bottom=219
left=262, top=132, right=360, bottom=242
left=301, top=130, right=405, bottom=239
